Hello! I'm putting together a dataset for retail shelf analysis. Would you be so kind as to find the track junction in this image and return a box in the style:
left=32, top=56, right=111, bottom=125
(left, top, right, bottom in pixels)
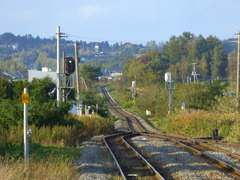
left=99, top=86, right=240, bottom=180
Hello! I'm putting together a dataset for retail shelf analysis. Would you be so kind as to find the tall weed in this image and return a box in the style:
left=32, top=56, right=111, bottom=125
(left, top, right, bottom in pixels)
left=160, top=110, right=240, bottom=141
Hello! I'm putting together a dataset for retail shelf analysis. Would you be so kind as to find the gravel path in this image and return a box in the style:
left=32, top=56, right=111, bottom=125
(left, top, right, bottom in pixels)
left=130, top=136, right=238, bottom=180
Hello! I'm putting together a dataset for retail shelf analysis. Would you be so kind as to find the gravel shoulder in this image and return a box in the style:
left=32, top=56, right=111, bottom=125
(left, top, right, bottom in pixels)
left=76, top=117, right=240, bottom=179
left=76, top=136, right=119, bottom=180
left=129, top=136, right=239, bottom=180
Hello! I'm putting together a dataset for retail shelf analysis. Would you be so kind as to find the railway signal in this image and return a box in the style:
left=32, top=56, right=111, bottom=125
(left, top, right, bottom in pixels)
left=65, top=57, right=75, bottom=74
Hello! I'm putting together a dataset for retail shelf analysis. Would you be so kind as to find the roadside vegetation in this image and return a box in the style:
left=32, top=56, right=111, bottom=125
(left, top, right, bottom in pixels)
left=109, top=32, right=240, bottom=142
left=1, top=31, right=239, bottom=178
left=110, top=78, right=240, bottom=141
left=0, top=72, right=114, bottom=179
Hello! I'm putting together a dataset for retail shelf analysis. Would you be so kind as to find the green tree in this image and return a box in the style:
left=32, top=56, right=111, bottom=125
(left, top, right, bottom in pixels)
left=0, top=77, right=13, bottom=101
left=211, top=45, right=228, bottom=79
left=227, top=50, right=237, bottom=85
left=29, top=77, right=56, bottom=103
left=80, top=64, right=102, bottom=87
left=199, top=55, right=208, bottom=79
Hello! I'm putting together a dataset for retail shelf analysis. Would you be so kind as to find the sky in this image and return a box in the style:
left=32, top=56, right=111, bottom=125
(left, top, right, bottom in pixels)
left=1, top=0, right=240, bottom=44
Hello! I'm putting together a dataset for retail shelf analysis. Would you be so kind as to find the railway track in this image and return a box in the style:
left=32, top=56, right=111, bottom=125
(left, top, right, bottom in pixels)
left=99, top=86, right=240, bottom=179
left=99, top=86, right=164, bottom=179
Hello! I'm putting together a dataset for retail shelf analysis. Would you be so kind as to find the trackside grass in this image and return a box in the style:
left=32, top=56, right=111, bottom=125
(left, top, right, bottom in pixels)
left=0, top=114, right=115, bottom=179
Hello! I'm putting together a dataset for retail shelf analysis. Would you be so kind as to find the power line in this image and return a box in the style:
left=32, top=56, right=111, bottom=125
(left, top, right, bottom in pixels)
left=66, top=33, right=148, bottom=44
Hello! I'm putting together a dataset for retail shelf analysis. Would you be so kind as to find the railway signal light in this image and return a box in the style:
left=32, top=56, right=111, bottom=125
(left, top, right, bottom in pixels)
left=65, top=57, right=75, bottom=74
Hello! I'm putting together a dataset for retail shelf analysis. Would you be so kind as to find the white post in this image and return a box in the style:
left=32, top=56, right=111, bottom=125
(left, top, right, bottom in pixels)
left=23, top=88, right=29, bottom=163
left=79, top=101, right=83, bottom=116
left=96, top=104, right=98, bottom=114
left=56, top=26, right=61, bottom=103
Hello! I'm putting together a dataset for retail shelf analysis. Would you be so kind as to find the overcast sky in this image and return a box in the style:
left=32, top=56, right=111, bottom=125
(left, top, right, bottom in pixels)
left=1, top=0, right=240, bottom=44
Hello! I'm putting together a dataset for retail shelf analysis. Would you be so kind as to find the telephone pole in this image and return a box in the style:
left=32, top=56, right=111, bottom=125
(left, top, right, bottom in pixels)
left=56, top=26, right=67, bottom=103
left=74, top=42, right=82, bottom=115
left=237, top=32, right=240, bottom=105
left=56, top=26, right=61, bottom=103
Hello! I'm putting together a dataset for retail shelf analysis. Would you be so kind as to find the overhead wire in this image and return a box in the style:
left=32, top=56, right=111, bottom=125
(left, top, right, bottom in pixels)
left=66, top=33, right=147, bottom=44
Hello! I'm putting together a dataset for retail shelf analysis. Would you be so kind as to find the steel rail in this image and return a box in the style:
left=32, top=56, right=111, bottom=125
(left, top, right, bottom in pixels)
left=122, top=133, right=165, bottom=180
left=103, top=133, right=128, bottom=180
left=142, top=133, right=240, bottom=177
left=104, top=133, right=165, bottom=179
left=100, top=88, right=240, bottom=179
left=100, top=86, right=166, bottom=179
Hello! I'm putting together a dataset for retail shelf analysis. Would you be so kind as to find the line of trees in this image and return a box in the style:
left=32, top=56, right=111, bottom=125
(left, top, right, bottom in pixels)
left=123, top=32, right=236, bottom=86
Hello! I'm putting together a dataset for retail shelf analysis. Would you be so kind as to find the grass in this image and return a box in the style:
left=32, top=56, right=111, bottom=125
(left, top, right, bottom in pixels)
left=0, top=114, right=115, bottom=179
left=0, top=143, right=80, bottom=179
left=151, top=110, right=240, bottom=141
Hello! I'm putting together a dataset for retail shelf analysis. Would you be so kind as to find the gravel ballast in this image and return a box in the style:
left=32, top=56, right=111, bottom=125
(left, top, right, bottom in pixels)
left=130, top=136, right=238, bottom=180
left=77, top=136, right=119, bottom=180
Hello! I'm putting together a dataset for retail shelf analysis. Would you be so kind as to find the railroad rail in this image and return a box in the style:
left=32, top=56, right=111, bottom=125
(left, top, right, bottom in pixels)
left=99, top=86, right=165, bottom=179
left=100, top=86, right=240, bottom=179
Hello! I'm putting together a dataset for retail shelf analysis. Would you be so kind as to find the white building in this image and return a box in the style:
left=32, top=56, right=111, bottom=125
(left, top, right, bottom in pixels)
left=28, top=67, right=56, bottom=82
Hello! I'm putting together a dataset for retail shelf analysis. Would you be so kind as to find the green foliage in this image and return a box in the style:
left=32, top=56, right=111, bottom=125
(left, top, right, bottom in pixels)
left=29, top=100, right=73, bottom=127
left=124, top=50, right=166, bottom=86
left=0, top=77, right=13, bottom=101
left=161, top=32, right=228, bottom=81
left=81, top=89, right=109, bottom=117
left=90, top=52, right=134, bottom=71
left=0, top=99, right=23, bottom=129
left=80, top=64, right=102, bottom=87
left=29, top=77, right=56, bottom=102
left=35, top=52, right=56, bottom=71
left=174, top=80, right=228, bottom=110
left=0, top=77, right=75, bottom=129
left=122, top=101, right=134, bottom=109
left=135, top=86, right=158, bottom=114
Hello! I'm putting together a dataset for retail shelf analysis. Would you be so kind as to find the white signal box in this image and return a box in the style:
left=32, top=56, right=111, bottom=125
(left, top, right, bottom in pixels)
left=164, top=72, right=171, bottom=82
left=132, top=81, right=136, bottom=87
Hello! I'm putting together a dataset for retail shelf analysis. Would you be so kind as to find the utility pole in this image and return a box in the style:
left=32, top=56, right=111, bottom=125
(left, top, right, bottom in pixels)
left=56, top=26, right=67, bottom=103
left=62, top=51, right=66, bottom=102
left=237, top=32, right=240, bottom=105
left=74, top=42, right=82, bottom=115
left=56, top=26, right=61, bottom=103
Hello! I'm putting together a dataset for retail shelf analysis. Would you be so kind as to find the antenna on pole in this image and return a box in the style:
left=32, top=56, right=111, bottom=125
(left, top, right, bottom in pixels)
left=191, top=63, right=199, bottom=82
left=165, top=72, right=174, bottom=114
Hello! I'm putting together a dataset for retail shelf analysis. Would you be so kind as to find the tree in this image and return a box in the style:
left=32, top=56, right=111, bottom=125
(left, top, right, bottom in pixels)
left=80, top=64, right=102, bottom=87
left=199, top=55, right=208, bottom=79
left=211, top=45, right=228, bottom=79
left=227, top=50, right=237, bottom=84
left=0, top=77, right=13, bottom=101
left=28, top=77, right=56, bottom=103
left=162, top=36, right=182, bottom=64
